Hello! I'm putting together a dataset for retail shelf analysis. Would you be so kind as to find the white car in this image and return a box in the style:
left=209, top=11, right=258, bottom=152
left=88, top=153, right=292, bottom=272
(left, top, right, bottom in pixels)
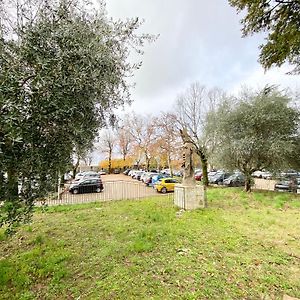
left=74, top=171, right=100, bottom=182
left=252, top=170, right=272, bottom=179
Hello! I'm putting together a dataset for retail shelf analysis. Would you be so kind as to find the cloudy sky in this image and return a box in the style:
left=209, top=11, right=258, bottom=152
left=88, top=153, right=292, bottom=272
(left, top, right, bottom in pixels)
left=105, top=0, right=299, bottom=115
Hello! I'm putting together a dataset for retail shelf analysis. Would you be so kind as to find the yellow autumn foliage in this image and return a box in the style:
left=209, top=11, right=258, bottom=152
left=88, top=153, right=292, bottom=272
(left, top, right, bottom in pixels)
left=99, top=157, right=134, bottom=170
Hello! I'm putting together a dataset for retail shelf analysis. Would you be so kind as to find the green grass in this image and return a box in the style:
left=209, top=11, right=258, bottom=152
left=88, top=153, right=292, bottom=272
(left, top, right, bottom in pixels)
left=0, top=188, right=300, bottom=299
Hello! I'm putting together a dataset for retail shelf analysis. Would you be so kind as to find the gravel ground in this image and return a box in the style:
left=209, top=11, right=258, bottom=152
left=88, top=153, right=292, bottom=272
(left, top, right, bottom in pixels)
left=101, top=174, right=137, bottom=182
left=43, top=175, right=277, bottom=206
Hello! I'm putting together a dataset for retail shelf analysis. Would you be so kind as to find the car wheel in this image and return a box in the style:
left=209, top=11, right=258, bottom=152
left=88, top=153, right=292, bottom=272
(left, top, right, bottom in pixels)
left=73, top=189, right=79, bottom=194
left=96, top=187, right=101, bottom=193
left=161, top=187, right=167, bottom=194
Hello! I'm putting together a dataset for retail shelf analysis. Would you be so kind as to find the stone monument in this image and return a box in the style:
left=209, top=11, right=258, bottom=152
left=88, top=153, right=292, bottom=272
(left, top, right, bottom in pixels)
left=174, top=128, right=206, bottom=210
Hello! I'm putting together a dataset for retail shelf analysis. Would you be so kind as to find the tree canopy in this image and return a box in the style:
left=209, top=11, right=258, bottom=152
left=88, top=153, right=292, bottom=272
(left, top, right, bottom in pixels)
left=229, top=0, right=300, bottom=73
left=212, top=86, right=300, bottom=191
left=0, top=0, right=151, bottom=233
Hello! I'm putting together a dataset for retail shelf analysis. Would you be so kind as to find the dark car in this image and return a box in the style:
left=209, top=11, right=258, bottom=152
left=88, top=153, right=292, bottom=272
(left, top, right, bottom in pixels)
left=280, top=170, right=299, bottom=178
left=69, top=178, right=103, bottom=194
left=274, top=178, right=300, bottom=193
left=113, top=169, right=120, bottom=174
left=209, top=172, right=231, bottom=185
left=223, top=174, right=245, bottom=187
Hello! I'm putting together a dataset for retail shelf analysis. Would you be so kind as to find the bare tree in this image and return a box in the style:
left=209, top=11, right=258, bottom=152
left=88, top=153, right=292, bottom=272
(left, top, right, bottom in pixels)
left=128, top=113, right=157, bottom=170
left=153, top=112, right=181, bottom=176
left=98, top=128, right=116, bottom=173
left=116, top=119, right=133, bottom=161
left=176, top=82, right=226, bottom=186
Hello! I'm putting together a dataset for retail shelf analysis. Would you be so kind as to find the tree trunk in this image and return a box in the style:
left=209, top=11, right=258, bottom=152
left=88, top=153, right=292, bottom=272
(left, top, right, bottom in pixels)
left=145, top=152, right=150, bottom=171
left=0, top=171, right=5, bottom=199
left=244, top=174, right=252, bottom=192
left=7, top=168, right=18, bottom=199
left=167, top=154, right=173, bottom=177
left=73, top=157, right=80, bottom=178
left=108, top=150, right=112, bottom=174
left=195, top=148, right=208, bottom=186
left=201, top=158, right=208, bottom=187
left=156, top=158, right=160, bottom=172
left=203, top=185, right=208, bottom=208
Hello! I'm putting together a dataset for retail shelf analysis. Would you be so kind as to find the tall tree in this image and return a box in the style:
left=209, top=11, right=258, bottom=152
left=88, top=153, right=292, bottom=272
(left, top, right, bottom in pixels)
left=153, top=113, right=181, bottom=176
left=0, top=0, right=152, bottom=233
left=213, top=86, right=299, bottom=192
left=176, top=83, right=226, bottom=186
left=229, top=0, right=300, bottom=74
left=128, top=113, right=157, bottom=170
left=98, top=129, right=117, bottom=174
left=116, top=119, right=133, bottom=162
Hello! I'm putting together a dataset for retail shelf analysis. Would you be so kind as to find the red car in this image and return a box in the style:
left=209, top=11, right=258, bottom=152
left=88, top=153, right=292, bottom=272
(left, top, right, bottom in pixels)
left=194, top=171, right=202, bottom=181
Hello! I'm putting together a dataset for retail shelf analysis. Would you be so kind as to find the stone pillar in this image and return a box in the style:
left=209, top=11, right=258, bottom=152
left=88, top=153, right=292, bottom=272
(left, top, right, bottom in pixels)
left=174, top=184, right=206, bottom=210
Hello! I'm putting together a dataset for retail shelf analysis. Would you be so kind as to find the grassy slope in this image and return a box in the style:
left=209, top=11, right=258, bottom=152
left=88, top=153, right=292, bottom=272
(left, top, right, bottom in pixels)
left=0, top=188, right=300, bottom=299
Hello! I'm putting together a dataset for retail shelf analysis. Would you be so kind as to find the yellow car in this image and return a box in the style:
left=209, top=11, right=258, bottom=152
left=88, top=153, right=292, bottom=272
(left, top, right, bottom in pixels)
left=154, top=178, right=179, bottom=193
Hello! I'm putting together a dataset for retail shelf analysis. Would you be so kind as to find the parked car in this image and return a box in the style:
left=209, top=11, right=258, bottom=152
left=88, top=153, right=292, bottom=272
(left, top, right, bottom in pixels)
left=123, top=169, right=131, bottom=175
left=173, top=170, right=183, bottom=177
left=136, top=171, right=145, bottom=181
left=64, top=172, right=73, bottom=181
left=141, top=172, right=157, bottom=183
left=98, top=170, right=107, bottom=175
left=74, top=171, right=100, bottom=182
left=74, top=172, right=85, bottom=181
left=274, top=178, right=300, bottom=193
left=209, top=172, right=231, bottom=185
left=154, top=178, right=179, bottom=193
left=261, top=171, right=272, bottom=179
left=207, top=170, right=218, bottom=180
left=130, top=170, right=139, bottom=178
left=69, top=178, right=103, bottom=194
left=253, top=170, right=272, bottom=179
left=280, top=170, right=300, bottom=178
left=132, top=171, right=144, bottom=180
left=144, top=173, right=159, bottom=186
left=150, top=173, right=169, bottom=187
left=223, top=174, right=245, bottom=187
left=194, top=171, right=202, bottom=181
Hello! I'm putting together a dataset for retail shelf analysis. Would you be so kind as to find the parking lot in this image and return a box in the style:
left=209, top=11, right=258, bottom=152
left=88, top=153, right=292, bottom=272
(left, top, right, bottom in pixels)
left=42, top=173, right=291, bottom=207
left=44, top=174, right=159, bottom=206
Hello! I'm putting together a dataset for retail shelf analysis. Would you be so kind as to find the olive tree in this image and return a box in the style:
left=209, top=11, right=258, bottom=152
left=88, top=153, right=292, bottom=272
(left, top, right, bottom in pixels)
left=0, top=0, right=152, bottom=233
left=213, top=86, right=299, bottom=192
left=229, top=0, right=300, bottom=74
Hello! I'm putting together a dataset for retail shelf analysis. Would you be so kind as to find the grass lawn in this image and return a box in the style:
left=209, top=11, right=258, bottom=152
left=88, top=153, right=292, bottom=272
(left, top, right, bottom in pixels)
left=0, top=188, right=300, bottom=299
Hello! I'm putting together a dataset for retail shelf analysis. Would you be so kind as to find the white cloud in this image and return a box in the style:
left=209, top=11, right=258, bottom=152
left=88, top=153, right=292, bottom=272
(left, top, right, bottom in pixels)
left=104, top=0, right=299, bottom=113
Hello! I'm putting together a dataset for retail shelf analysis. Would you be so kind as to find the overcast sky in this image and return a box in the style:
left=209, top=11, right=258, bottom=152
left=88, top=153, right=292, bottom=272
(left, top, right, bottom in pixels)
left=105, top=0, right=299, bottom=116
